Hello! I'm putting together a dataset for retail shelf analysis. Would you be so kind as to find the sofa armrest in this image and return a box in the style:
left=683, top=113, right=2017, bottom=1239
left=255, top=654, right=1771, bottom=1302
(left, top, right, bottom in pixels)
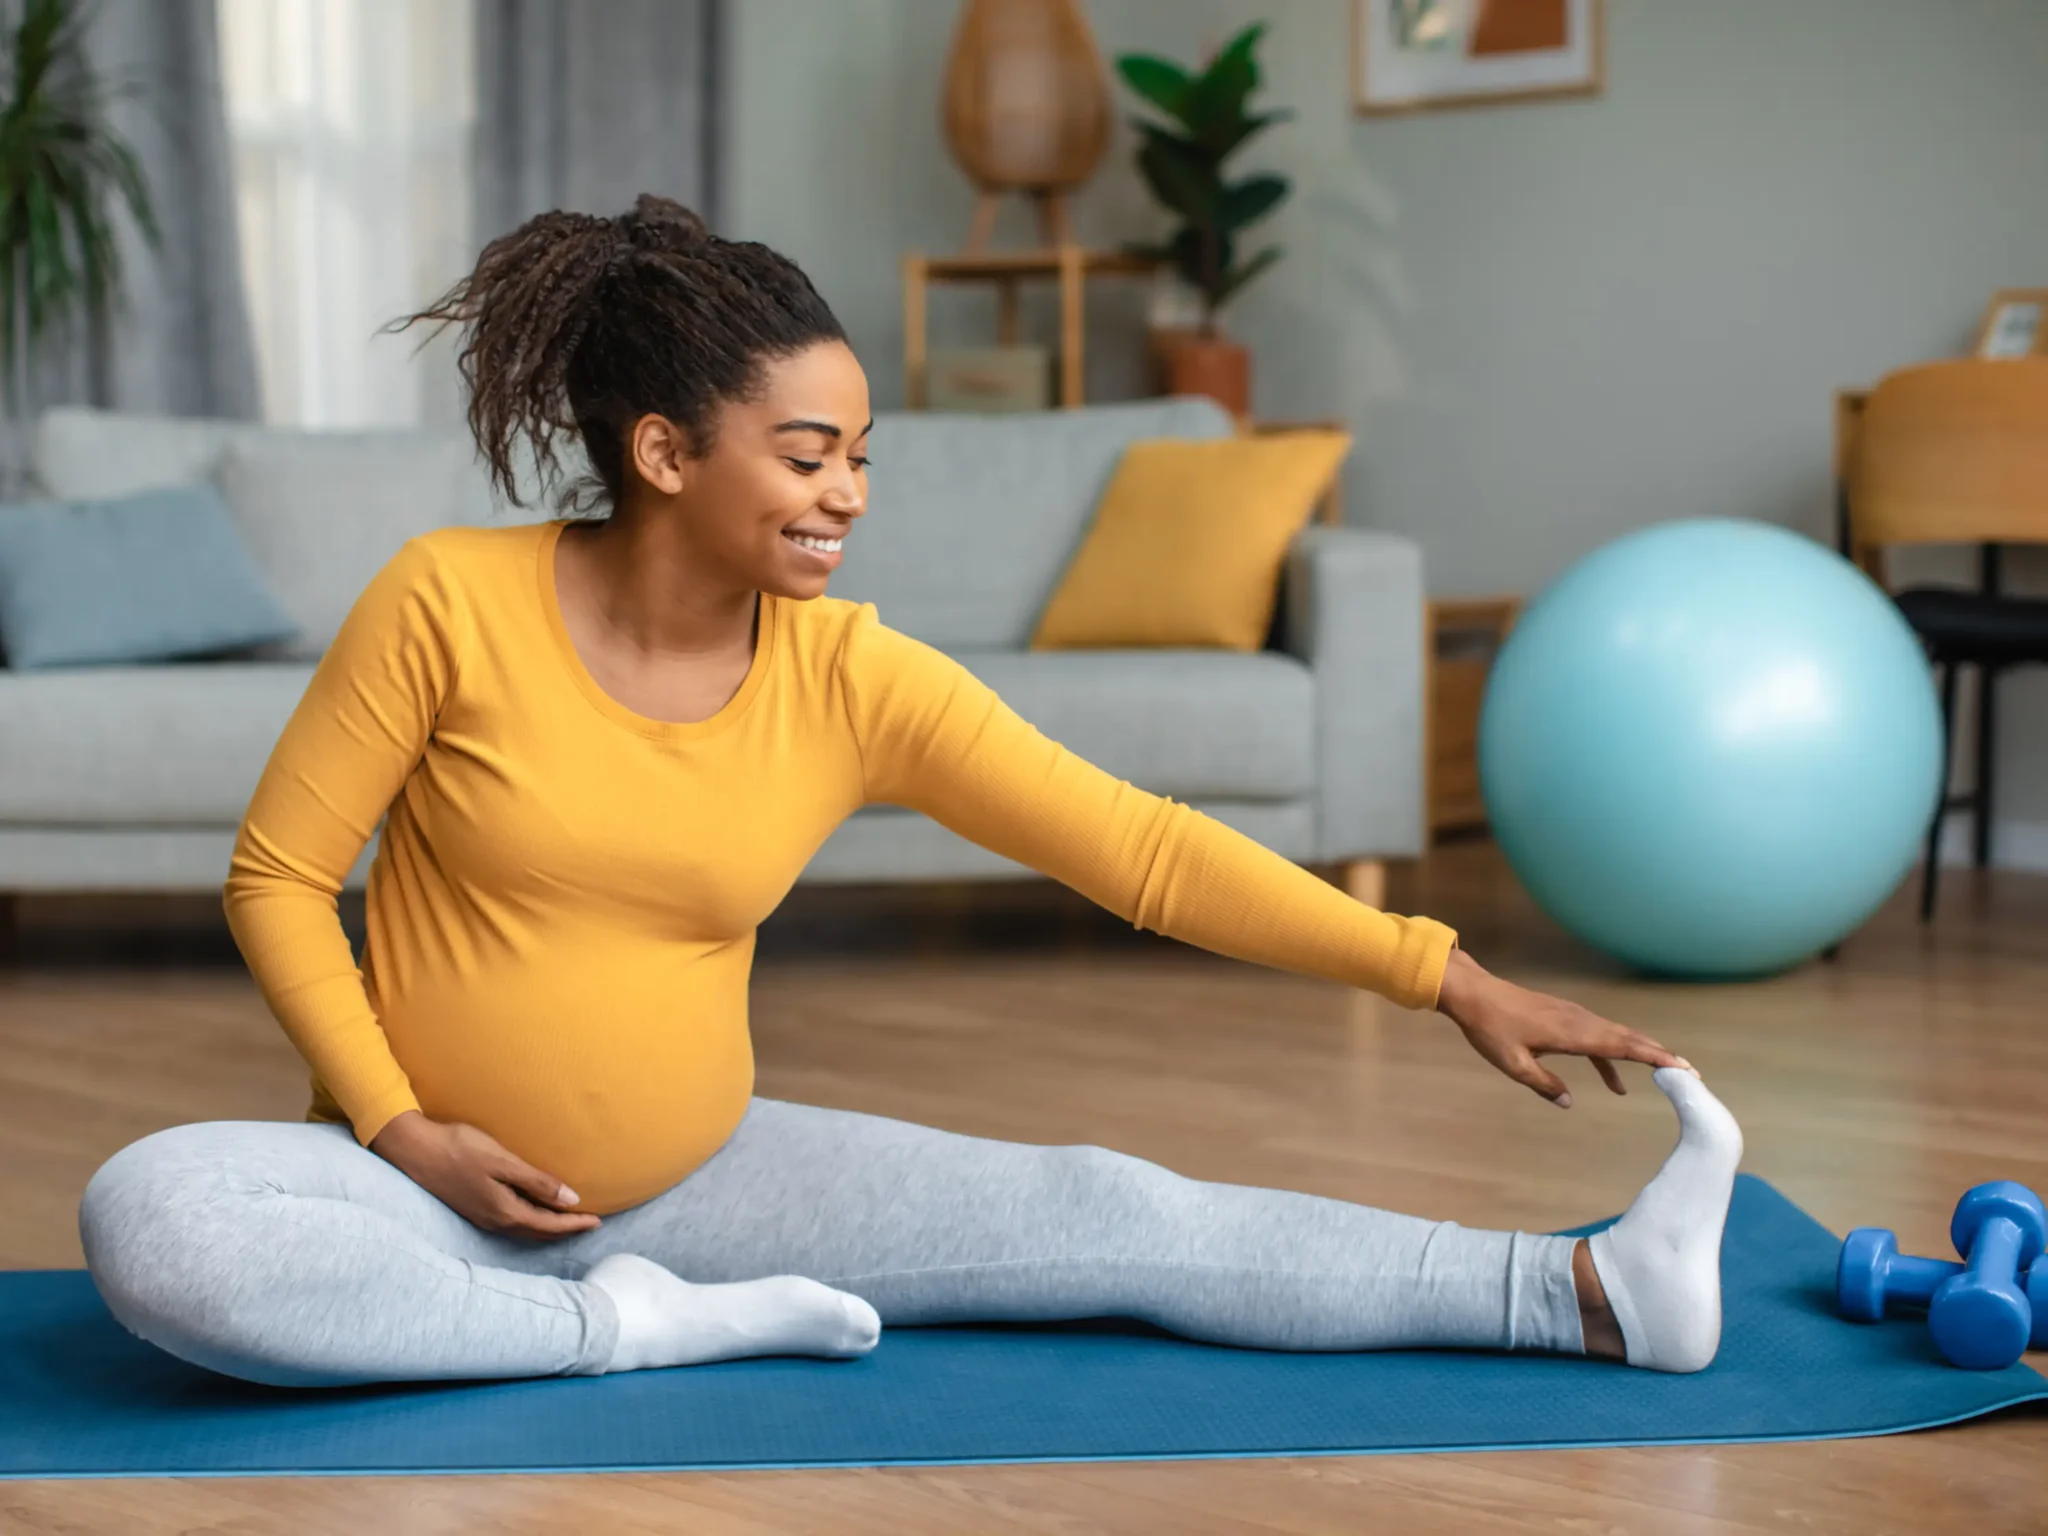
left=1281, top=526, right=1427, bottom=861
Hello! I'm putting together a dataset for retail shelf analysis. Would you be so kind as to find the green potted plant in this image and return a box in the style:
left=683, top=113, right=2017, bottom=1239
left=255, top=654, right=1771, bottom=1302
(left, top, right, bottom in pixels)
left=1116, top=22, right=1289, bottom=416
left=0, top=0, right=158, bottom=492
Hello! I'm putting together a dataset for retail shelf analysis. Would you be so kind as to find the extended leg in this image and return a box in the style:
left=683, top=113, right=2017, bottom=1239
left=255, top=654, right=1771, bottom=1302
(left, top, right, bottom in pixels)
left=599, top=1105, right=1584, bottom=1356
left=599, top=1079, right=1741, bottom=1371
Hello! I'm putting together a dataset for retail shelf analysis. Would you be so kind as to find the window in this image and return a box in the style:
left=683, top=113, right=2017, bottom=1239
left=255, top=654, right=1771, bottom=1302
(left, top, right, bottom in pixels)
left=219, top=0, right=475, bottom=428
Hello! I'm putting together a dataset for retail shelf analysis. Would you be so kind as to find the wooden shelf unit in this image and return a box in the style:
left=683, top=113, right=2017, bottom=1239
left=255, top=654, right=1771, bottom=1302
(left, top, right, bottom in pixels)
left=902, top=246, right=1161, bottom=410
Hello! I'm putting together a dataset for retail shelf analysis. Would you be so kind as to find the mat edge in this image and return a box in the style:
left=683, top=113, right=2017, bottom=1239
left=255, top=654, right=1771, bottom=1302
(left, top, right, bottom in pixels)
left=6, top=1394, right=2044, bottom=1480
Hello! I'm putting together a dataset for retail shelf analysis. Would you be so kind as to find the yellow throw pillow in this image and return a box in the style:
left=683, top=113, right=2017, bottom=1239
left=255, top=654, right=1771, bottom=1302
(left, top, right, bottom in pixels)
left=1032, top=430, right=1352, bottom=652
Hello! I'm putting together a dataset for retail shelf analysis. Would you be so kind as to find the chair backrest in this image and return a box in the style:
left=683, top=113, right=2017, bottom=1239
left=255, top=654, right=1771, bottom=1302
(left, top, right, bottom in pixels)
left=1847, top=359, right=2048, bottom=578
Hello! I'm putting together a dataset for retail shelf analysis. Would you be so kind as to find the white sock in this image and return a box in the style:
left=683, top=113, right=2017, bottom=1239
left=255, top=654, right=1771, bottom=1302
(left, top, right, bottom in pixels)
left=584, top=1253, right=881, bottom=1373
left=1585, top=1067, right=1743, bottom=1374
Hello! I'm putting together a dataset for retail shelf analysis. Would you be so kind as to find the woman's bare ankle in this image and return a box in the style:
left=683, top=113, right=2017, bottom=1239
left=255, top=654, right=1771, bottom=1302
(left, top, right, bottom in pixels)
left=1573, top=1238, right=1626, bottom=1360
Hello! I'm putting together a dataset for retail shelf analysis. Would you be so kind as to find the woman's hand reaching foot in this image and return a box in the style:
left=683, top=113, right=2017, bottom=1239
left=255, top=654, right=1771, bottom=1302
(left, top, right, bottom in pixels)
left=1434, top=947, right=1690, bottom=1107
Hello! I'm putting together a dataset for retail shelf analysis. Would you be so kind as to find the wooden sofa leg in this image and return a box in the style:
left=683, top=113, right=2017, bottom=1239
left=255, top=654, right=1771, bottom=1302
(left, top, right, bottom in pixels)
left=1338, top=859, right=1387, bottom=909
left=0, top=894, right=17, bottom=964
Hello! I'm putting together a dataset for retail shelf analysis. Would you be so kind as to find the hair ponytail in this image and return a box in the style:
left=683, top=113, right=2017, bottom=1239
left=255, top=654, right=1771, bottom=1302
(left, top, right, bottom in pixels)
left=396, top=195, right=845, bottom=514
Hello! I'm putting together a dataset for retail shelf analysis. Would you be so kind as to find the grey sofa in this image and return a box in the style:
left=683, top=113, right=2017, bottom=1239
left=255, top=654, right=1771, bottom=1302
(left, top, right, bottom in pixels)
left=0, top=397, right=1425, bottom=898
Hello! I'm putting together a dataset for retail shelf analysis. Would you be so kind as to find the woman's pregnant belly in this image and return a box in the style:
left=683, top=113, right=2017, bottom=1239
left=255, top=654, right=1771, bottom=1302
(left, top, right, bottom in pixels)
left=358, top=944, right=758, bottom=1214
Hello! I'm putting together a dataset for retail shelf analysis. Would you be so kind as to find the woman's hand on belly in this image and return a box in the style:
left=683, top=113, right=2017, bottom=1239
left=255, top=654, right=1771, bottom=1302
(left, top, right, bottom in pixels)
left=369, top=1110, right=603, bottom=1241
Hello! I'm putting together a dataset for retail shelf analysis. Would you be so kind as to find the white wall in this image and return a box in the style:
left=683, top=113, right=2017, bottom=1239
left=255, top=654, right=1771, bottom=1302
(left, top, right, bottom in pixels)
left=722, top=0, right=2048, bottom=841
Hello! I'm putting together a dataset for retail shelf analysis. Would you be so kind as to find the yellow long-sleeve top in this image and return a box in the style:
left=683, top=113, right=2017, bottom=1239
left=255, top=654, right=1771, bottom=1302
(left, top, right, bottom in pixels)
left=226, top=521, right=1458, bottom=1213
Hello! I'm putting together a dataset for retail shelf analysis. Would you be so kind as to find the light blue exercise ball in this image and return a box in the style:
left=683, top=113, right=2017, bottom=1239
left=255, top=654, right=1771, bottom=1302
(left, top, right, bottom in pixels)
left=1478, top=518, right=1944, bottom=978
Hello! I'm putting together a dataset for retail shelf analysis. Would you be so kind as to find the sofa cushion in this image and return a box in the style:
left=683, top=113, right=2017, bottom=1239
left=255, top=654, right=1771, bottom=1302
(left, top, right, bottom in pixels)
left=213, top=433, right=480, bottom=658
left=0, top=665, right=314, bottom=823
left=0, top=486, right=296, bottom=669
left=34, top=409, right=514, bottom=661
left=32, top=407, right=265, bottom=502
left=946, top=648, right=1315, bottom=801
left=1033, top=430, right=1351, bottom=652
left=34, top=405, right=496, bottom=506
left=832, top=396, right=1236, bottom=650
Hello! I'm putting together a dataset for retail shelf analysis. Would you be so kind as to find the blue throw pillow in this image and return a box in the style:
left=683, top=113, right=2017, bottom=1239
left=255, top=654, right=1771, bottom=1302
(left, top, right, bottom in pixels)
left=0, top=484, right=298, bottom=669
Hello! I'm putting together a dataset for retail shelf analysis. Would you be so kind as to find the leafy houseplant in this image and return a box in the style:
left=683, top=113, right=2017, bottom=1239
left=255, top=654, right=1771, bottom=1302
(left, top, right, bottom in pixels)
left=0, top=0, right=157, bottom=486
left=1118, top=23, right=1290, bottom=333
left=1116, top=24, right=1289, bottom=415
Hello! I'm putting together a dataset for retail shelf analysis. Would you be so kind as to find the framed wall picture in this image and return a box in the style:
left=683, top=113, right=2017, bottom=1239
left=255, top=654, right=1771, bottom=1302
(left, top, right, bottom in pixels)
left=1973, top=289, right=2048, bottom=359
left=1353, top=0, right=1605, bottom=116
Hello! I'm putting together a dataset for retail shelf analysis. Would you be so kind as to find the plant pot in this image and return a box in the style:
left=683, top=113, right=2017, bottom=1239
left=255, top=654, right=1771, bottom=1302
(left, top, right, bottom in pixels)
left=1160, top=332, right=1251, bottom=417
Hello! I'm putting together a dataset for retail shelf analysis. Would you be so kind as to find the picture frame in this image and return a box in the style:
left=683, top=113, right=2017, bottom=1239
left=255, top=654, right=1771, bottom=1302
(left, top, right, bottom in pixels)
left=1353, top=0, right=1605, bottom=117
left=1972, top=289, right=2048, bottom=359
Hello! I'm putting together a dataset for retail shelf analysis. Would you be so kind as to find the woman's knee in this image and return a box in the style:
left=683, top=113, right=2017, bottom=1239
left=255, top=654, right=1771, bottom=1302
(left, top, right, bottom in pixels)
left=79, top=1122, right=305, bottom=1364
left=79, top=1120, right=480, bottom=1388
left=83, top=1126, right=218, bottom=1289
left=82, top=1123, right=225, bottom=1263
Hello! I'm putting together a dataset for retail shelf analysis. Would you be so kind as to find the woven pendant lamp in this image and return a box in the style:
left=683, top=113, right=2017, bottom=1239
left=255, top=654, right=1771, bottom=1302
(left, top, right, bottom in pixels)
left=941, top=0, right=1111, bottom=252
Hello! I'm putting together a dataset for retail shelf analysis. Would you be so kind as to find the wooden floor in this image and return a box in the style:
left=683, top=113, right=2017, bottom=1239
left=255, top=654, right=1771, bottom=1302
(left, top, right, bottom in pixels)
left=2, top=846, right=2045, bottom=1534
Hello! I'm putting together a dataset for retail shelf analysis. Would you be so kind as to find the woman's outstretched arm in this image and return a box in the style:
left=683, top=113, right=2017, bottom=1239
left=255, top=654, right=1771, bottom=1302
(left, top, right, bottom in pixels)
left=838, top=607, right=1685, bottom=1099
left=838, top=606, right=1451, bottom=1006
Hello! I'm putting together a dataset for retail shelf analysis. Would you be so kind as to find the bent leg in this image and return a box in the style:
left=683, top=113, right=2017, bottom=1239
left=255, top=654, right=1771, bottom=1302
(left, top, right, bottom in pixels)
left=590, top=1102, right=1584, bottom=1354
left=79, top=1121, right=617, bottom=1387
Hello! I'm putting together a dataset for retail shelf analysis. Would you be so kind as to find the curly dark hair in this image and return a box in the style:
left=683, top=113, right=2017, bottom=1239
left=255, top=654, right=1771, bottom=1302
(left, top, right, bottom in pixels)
left=396, top=195, right=847, bottom=514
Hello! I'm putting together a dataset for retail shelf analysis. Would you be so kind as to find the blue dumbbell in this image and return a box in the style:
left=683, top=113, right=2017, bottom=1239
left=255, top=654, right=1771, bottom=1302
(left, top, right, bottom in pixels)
left=1837, top=1182, right=2048, bottom=1369
left=1838, top=1228, right=1959, bottom=1320
left=1839, top=1231, right=2048, bottom=1341
left=1931, top=1182, right=2047, bottom=1369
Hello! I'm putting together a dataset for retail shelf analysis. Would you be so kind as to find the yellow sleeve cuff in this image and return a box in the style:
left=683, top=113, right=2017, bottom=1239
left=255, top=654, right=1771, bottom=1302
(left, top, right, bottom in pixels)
left=345, top=1087, right=425, bottom=1149
left=1385, top=917, right=1460, bottom=1012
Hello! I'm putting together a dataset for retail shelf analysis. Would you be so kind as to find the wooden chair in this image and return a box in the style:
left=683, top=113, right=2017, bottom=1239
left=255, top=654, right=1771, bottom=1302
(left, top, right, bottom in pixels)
left=1844, top=358, right=2048, bottom=918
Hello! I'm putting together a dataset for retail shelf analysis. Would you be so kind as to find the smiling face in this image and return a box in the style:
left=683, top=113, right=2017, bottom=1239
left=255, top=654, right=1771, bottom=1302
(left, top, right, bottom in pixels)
left=621, top=339, right=872, bottom=602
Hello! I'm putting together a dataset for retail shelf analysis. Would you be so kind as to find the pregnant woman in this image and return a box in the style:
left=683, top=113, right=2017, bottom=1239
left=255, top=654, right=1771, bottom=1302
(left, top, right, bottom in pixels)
left=80, top=197, right=1741, bottom=1388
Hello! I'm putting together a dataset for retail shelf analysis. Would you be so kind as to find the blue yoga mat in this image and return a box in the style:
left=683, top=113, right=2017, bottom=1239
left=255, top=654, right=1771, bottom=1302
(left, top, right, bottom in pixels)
left=3, top=1175, right=2042, bottom=1478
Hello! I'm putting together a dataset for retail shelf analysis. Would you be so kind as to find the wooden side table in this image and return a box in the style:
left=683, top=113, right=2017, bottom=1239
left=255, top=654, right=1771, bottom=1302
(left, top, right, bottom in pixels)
left=1427, top=597, right=1520, bottom=840
left=902, top=247, right=1160, bottom=410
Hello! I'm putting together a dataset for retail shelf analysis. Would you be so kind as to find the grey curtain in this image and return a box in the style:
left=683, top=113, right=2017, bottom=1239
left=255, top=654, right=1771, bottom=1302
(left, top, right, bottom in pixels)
left=32, top=0, right=260, bottom=422
left=473, top=0, right=723, bottom=244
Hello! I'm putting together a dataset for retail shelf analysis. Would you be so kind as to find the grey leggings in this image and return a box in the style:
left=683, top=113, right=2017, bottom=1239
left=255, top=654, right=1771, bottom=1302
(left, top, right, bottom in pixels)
left=79, top=1099, right=1585, bottom=1388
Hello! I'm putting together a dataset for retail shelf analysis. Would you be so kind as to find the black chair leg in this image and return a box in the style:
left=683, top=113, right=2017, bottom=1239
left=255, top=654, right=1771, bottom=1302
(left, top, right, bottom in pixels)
left=1921, top=661, right=1958, bottom=922
left=1974, top=663, right=1998, bottom=869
